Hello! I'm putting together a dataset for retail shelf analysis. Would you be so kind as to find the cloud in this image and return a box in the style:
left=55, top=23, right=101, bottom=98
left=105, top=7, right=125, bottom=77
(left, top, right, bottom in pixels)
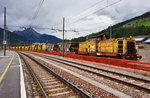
left=0, top=0, right=150, bottom=39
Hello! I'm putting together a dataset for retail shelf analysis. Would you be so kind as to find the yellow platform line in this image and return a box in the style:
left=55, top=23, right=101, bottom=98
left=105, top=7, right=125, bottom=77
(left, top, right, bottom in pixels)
left=0, top=54, right=14, bottom=83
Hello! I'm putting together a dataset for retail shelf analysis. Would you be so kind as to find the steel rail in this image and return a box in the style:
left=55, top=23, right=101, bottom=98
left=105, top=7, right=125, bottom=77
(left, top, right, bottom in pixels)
left=31, top=52, right=150, bottom=83
left=19, top=52, right=92, bottom=98
left=19, top=53, right=48, bottom=98
left=28, top=52, right=150, bottom=93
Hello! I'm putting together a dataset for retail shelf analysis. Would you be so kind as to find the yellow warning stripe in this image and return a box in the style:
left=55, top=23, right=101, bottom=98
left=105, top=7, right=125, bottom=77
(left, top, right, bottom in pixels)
left=0, top=54, right=14, bottom=83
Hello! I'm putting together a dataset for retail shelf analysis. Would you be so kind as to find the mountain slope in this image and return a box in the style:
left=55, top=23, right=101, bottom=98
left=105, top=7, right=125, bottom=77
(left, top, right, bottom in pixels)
left=112, top=11, right=150, bottom=29
left=13, top=28, right=62, bottom=43
left=0, top=28, right=62, bottom=47
left=0, top=28, right=27, bottom=47
left=122, top=12, right=150, bottom=27
left=14, top=28, right=41, bottom=39
left=70, top=11, right=150, bottom=42
left=40, top=34, right=62, bottom=43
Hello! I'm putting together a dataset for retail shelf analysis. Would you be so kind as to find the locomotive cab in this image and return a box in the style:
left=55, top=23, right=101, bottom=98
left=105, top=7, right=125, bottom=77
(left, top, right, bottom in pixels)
left=117, top=38, right=141, bottom=60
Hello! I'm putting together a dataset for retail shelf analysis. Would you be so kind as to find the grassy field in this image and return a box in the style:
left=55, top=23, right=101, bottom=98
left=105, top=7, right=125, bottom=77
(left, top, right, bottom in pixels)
left=125, top=17, right=150, bottom=26
left=134, top=35, right=150, bottom=38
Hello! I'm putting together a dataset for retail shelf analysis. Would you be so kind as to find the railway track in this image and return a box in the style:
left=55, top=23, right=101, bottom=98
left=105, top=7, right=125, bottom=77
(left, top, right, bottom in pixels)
left=22, top=51, right=150, bottom=97
left=19, top=52, right=92, bottom=98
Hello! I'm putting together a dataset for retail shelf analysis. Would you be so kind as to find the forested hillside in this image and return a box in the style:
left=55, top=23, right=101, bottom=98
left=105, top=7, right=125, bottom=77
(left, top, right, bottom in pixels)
left=69, top=11, right=150, bottom=42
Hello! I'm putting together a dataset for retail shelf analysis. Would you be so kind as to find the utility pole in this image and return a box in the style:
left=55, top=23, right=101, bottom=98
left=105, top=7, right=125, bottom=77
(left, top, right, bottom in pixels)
left=62, top=17, right=65, bottom=57
left=109, top=25, right=112, bottom=39
left=3, top=7, right=6, bottom=56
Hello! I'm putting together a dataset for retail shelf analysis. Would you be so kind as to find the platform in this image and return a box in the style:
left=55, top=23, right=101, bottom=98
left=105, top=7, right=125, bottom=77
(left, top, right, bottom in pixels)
left=0, top=50, right=26, bottom=98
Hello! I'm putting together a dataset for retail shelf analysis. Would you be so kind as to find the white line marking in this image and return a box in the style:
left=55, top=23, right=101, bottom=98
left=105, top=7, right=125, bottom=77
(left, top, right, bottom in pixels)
left=17, top=52, right=27, bottom=98
left=0, top=56, right=9, bottom=57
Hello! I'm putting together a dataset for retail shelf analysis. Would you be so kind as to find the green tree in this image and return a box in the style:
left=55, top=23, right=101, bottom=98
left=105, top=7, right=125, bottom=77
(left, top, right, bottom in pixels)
left=20, top=41, right=25, bottom=46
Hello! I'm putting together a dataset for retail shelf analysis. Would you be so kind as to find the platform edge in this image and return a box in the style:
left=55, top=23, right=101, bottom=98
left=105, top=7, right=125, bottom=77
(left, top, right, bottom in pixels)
left=17, top=53, right=27, bottom=98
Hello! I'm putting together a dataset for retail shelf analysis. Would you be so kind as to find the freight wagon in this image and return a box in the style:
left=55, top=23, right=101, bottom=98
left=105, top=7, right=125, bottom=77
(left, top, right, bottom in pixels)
left=9, top=35, right=141, bottom=60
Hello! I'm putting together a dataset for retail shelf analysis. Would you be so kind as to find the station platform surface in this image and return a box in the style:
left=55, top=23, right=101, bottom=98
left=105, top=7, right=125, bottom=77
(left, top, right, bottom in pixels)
left=0, top=50, right=26, bottom=98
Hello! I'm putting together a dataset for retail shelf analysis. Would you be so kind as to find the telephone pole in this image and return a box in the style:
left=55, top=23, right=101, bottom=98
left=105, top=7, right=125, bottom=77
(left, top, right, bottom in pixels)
left=62, top=17, right=65, bottom=57
left=3, top=7, right=6, bottom=56
left=109, top=25, right=112, bottom=39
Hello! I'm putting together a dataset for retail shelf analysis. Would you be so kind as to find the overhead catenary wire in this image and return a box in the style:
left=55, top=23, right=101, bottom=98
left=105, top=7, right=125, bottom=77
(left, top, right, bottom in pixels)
left=1, top=5, right=149, bottom=35
left=0, top=24, right=78, bottom=33
left=64, top=0, right=108, bottom=33
left=29, top=0, right=45, bottom=26
left=7, top=13, right=25, bottom=28
left=0, top=0, right=106, bottom=33
left=67, top=6, right=150, bottom=34
left=3, top=4, right=144, bottom=34
left=65, top=4, right=150, bottom=35
left=1, top=1, right=150, bottom=38
left=51, top=0, right=105, bottom=28
left=113, top=7, right=150, bottom=20
left=0, top=1, right=6, bottom=8
left=67, top=0, right=122, bottom=26
left=67, top=0, right=106, bottom=22
left=64, top=0, right=120, bottom=33
left=0, top=3, right=24, bottom=27
left=51, top=21, right=62, bottom=28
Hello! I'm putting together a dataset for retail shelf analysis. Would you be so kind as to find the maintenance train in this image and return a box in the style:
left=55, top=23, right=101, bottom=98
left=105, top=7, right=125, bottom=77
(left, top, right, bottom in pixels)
left=9, top=35, right=141, bottom=60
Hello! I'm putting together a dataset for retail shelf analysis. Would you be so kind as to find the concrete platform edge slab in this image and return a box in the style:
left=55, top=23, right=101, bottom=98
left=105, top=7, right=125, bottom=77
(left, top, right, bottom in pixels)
left=17, top=53, right=27, bottom=98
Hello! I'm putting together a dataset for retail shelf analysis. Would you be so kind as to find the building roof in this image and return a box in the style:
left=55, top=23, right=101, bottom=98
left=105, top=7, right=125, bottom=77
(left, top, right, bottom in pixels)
left=134, top=38, right=145, bottom=42
left=143, top=39, right=150, bottom=43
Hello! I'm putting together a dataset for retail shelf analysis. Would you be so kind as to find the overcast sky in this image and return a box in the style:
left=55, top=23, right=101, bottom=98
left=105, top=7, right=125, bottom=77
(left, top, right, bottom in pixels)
left=0, top=0, right=150, bottom=39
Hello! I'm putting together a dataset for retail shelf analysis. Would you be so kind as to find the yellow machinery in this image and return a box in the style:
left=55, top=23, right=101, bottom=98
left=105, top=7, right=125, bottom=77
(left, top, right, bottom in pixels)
left=78, top=35, right=141, bottom=59
left=34, top=45, right=38, bottom=51
left=15, top=46, right=18, bottom=50
left=97, top=38, right=138, bottom=59
left=78, top=35, right=106, bottom=56
left=21, top=46, right=25, bottom=50
left=25, top=46, right=29, bottom=50
left=28, top=45, right=32, bottom=50
left=97, top=38, right=118, bottom=56
left=8, top=47, right=12, bottom=50
left=31, top=45, right=35, bottom=50
left=13, top=47, right=16, bottom=49
left=79, top=40, right=96, bottom=55
left=13, top=47, right=16, bottom=50
left=9, top=47, right=12, bottom=49
left=37, top=44, right=42, bottom=51
left=9, top=34, right=141, bottom=60
left=42, top=44, right=48, bottom=51
left=18, top=46, right=21, bottom=50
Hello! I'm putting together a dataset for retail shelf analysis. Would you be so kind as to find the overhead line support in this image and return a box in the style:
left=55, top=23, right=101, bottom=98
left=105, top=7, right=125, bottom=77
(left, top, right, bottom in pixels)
left=3, top=7, right=6, bottom=56
left=62, top=17, right=65, bottom=57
